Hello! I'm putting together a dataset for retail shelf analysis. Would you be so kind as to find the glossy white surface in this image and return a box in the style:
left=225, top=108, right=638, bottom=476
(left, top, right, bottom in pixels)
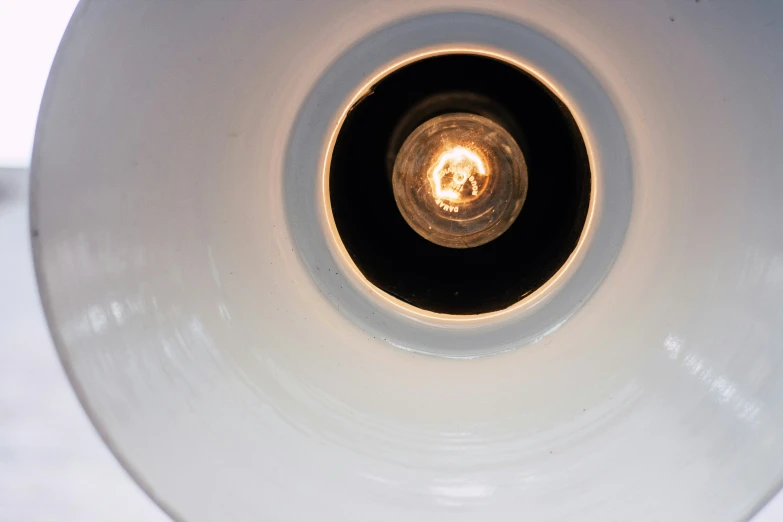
left=5, top=165, right=783, bottom=521
left=30, top=1, right=783, bottom=521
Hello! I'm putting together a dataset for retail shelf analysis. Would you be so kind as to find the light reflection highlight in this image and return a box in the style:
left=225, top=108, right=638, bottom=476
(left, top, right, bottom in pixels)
left=663, top=334, right=762, bottom=424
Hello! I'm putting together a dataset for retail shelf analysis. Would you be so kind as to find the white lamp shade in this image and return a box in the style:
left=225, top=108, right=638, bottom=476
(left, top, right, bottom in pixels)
left=31, top=1, right=783, bottom=521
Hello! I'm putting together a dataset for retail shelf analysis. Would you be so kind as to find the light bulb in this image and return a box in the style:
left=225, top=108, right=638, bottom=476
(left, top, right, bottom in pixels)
left=392, top=113, right=528, bottom=248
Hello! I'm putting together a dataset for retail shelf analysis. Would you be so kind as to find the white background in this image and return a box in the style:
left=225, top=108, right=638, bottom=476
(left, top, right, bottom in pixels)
left=0, top=1, right=780, bottom=520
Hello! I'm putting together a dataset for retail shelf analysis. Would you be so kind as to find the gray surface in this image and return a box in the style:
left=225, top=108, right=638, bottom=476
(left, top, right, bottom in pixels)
left=0, top=168, right=169, bottom=522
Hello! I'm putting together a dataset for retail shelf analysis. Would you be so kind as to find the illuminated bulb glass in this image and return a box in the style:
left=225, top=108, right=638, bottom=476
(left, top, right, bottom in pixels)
left=392, top=113, right=528, bottom=248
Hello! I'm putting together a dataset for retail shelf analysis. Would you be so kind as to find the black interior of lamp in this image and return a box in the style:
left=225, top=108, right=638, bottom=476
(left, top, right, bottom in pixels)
left=329, top=54, right=590, bottom=315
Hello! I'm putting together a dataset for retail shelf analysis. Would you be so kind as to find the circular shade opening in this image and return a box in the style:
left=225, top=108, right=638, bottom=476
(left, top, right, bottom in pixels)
left=329, top=54, right=591, bottom=315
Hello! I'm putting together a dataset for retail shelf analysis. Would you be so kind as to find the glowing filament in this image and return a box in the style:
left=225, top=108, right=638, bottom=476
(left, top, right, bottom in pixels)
left=429, top=146, right=487, bottom=203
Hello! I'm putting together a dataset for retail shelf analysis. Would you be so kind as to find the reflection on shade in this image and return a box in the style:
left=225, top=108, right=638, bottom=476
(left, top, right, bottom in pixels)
left=431, top=479, right=496, bottom=506
left=663, top=334, right=761, bottom=424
